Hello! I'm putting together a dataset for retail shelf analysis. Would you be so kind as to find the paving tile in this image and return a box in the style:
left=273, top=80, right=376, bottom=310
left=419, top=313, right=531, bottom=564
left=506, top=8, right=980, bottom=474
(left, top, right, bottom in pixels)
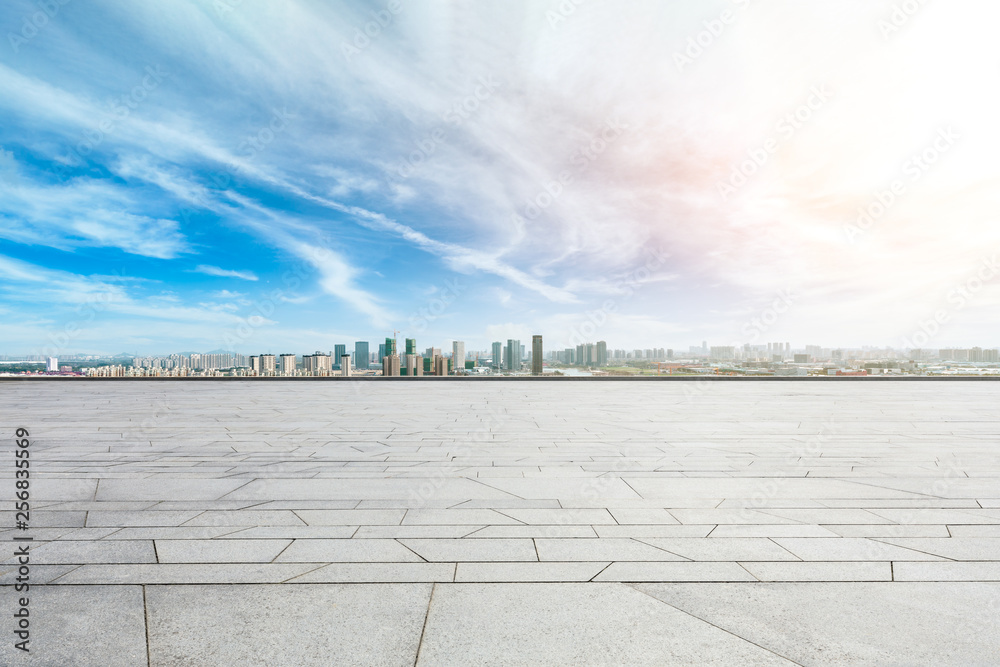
left=85, top=510, right=203, bottom=527
left=400, top=538, right=538, bottom=562
left=0, top=585, right=147, bottom=666
left=274, top=538, right=423, bottom=563
left=876, top=537, right=1000, bottom=561
left=593, top=524, right=715, bottom=538
left=181, top=510, right=308, bottom=526
left=455, top=561, right=610, bottom=582
left=633, top=582, right=1000, bottom=665
left=740, top=561, right=892, bottom=582
left=893, top=562, right=1000, bottom=581
left=287, top=562, right=455, bottom=583
left=535, top=537, right=686, bottom=562
left=497, top=508, right=618, bottom=525
left=0, top=540, right=156, bottom=565
left=607, top=508, right=680, bottom=524
left=146, top=584, right=430, bottom=665
left=638, top=537, right=801, bottom=561
left=417, top=583, right=794, bottom=665
left=466, top=525, right=598, bottom=538
left=52, top=563, right=319, bottom=584
left=821, top=524, right=950, bottom=538
left=594, top=562, right=757, bottom=582
left=96, top=478, right=248, bottom=501
left=155, top=539, right=291, bottom=563
left=708, top=524, right=841, bottom=538
left=772, top=537, right=948, bottom=562
left=293, top=509, right=406, bottom=525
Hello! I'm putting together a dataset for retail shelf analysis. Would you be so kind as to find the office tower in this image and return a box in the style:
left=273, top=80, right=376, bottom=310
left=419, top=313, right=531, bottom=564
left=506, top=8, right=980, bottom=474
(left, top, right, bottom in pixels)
left=491, top=342, right=503, bottom=369
left=333, top=344, right=346, bottom=369
left=341, top=355, right=352, bottom=376
left=505, top=339, right=521, bottom=371
left=452, top=341, right=465, bottom=371
left=405, top=338, right=417, bottom=356
left=378, top=343, right=386, bottom=362
left=250, top=356, right=261, bottom=374
left=532, top=335, right=543, bottom=375
left=596, top=341, right=607, bottom=367
left=279, top=354, right=296, bottom=376
left=354, top=341, right=369, bottom=370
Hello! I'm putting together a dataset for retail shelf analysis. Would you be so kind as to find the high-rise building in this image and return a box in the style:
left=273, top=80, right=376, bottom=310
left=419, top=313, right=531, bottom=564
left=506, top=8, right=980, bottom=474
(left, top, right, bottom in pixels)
left=279, top=354, right=296, bottom=376
left=259, top=354, right=276, bottom=376
left=406, top=354, right=423, bottom=376
left=340, top=355, right=352, bottom=376
left=382, top=353, right=400, bottom=376
left=532, top=335, right=543, bottom=375
left=385, top=337, right=397, bottom=357
left=303, top=353, right=332, bottom=375
left=333, top=344, right=346, bottom=369
left=434, top=355, right=447, bottom=376
left=491, top=342, right=503, bottom=369
left=505, top=339, right=521, bottom=371
left=354, top=341, right=369, bottom=370
left=46, top=357, right=58, bottom=372
left=596, top=341, right=607, bottom=367
left=250, top=356, right=261, bottom=374
left=378, top=343, right=386, bottom=361
left=405, top=338, right=417, bottom=356
left=452, top=341, right=465, bottom=374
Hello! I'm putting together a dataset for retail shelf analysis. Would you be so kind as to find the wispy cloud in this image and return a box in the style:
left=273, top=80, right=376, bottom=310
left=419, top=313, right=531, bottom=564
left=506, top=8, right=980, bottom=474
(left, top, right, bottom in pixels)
left=191, top=265, right=259, bottom=281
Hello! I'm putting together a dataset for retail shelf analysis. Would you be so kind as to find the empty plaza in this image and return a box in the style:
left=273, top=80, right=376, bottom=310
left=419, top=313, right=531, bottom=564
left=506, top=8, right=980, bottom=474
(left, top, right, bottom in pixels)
left=2, top=379, right=999, bottom=665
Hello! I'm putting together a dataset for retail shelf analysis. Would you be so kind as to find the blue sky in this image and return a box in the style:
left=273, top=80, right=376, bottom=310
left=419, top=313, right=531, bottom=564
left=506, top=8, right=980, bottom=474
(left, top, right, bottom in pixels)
left=2, top=0, right=999, bottom=356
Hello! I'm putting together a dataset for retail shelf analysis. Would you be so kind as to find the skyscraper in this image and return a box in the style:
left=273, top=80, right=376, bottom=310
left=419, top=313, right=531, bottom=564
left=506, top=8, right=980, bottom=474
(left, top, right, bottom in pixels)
left=354, top=341, right=369, bottom=370
left=405, top=338, right=417, bottom=356
left=491, top=341, right=503, bottom=369
left=532, top=335, right=543, bottom=375
left=384, top=337, right=397, bottom=357
left=596, top=341, right=607, bottom=367
left=452, top=341, right=465, bottom=374
left=505, top=339, right=521, bottom=371
left=333, top=344, right=346, bottom=370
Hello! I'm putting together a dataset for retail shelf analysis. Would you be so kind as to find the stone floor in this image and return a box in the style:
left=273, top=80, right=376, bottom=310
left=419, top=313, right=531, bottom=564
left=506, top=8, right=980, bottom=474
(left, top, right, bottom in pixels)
left=1, top=379, right=999, bottom=665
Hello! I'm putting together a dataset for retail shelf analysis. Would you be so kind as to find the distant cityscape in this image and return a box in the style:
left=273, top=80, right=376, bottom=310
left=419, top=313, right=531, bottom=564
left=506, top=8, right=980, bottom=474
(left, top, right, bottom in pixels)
left=2, top=337, right=1000, bottom=377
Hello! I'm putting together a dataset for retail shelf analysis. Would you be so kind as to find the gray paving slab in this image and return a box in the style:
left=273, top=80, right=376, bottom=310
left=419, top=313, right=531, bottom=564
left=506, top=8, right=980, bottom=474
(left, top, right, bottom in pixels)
left=416, top=583, right=795, bottom=665
left=274, top=538, right=423, bottom=562
left=155, top=538, right=291, bottom=563
left=400, top=538, right=538, bottom=562
left=0, top=585, right=147, bottom=666
left=633, top=582, right=1000, bottom=665
left=146, top=584, right=431, bottom=666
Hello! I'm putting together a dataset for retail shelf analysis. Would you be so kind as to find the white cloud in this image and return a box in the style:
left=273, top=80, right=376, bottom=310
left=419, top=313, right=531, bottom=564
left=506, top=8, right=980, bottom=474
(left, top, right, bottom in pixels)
left=193, top=265, right=259, bottom=281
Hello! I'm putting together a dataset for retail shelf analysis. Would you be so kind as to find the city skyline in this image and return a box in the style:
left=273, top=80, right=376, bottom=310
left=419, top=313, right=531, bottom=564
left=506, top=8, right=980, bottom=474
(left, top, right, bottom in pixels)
left=2, top=1, right=1000, bottom=355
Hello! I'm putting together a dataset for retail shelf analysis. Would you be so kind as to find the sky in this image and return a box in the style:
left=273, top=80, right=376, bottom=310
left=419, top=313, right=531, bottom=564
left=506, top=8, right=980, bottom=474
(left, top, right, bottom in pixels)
left=1, top=0, right=999, bottom=357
